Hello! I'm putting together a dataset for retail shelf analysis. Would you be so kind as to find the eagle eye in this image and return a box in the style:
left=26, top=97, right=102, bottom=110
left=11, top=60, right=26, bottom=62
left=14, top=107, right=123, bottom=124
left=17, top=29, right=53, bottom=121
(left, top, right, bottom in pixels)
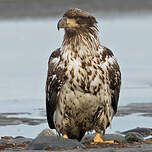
left=76, top=17, right=97, bottom=27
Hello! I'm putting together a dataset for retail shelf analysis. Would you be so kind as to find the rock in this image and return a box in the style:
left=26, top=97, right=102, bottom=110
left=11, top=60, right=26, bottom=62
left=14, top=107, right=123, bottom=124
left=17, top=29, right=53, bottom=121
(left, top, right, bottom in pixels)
left=0, top=135, right=32, bottom=151
left=125, top=132, right=144, bottom=143
left=1, top=136, right=13, bottom=140
left=81, top=134, right=94, bottom=143
left=26, top=128, right=83, bottom=150
left=37, top=128, right=55, bottom=137
left=144, top=138, right=152, bottom=144
left=0, top=145, right=6, bottom=151
left=120, top=127, right=152, bottom=137
left=13, top=137, right=33, bottom=144
left=15, top=136, right=25, bottom=139
left=26, top=135, right=84, bottom=150
left=103, top=134, right=126, bottom=143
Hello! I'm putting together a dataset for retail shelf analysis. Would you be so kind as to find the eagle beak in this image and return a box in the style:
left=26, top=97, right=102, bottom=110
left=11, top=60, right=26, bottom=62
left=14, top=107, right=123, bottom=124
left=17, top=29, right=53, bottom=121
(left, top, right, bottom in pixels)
left=57, top=17, right=67, bottom=30
left=57, top=17, right=78, bottom=30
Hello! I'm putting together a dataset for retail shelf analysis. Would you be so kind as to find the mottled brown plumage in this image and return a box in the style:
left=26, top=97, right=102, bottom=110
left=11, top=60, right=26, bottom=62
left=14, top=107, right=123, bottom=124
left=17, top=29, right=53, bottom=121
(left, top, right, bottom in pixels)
left=46, top=8, right=121, bottom=141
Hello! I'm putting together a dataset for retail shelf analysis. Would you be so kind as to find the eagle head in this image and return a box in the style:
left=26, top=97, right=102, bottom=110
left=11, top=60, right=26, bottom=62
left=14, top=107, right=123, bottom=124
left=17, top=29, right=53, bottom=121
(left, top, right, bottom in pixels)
left=57, top=8, right=97, bottom=32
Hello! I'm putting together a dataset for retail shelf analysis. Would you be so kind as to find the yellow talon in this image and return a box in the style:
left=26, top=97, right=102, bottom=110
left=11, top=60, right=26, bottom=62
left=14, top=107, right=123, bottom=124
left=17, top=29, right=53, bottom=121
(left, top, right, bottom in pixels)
left=94, top=133, right=104, bottom=143
left=62, top=134, right=68, bottom=139
left=104, top=140, right=114, bottom=144
left=91, top=132, right=114, bottom=144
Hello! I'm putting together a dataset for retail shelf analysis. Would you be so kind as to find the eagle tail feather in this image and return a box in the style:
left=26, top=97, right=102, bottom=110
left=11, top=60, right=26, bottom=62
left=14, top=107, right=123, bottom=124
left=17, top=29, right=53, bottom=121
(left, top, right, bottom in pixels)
left=105, top=102, right=112, bottom=129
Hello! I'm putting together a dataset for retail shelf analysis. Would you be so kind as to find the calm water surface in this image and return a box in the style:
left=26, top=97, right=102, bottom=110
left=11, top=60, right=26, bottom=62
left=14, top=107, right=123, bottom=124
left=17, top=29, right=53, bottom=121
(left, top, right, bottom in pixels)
left=0, top=16, right=152, bottom=137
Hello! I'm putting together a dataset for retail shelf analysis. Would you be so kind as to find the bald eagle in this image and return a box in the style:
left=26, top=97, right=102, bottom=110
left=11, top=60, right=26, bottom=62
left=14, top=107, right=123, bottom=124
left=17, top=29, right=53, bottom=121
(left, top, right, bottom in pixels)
left=46, top=8, right=121, bottom=143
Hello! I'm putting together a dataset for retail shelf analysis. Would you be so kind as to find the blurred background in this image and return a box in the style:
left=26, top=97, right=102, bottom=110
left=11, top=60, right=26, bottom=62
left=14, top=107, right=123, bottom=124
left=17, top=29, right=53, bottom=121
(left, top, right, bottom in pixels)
left=0, top=0, right=152, bottom=138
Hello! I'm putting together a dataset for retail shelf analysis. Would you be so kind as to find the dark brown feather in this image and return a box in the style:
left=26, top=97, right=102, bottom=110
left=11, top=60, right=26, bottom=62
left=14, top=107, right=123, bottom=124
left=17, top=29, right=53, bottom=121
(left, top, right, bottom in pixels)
left=63, top=8, right=97, bottom=24
left=102, top=47, right=121, bottom=114
left=46, top=48, right=67, bottom=129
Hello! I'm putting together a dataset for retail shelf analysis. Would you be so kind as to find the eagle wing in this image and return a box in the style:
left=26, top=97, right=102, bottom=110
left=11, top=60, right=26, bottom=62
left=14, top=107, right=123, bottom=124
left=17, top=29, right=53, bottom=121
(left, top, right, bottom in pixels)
left=102, top=47, right=121, bottom=114
left=46, top=48, right=66, bottom=129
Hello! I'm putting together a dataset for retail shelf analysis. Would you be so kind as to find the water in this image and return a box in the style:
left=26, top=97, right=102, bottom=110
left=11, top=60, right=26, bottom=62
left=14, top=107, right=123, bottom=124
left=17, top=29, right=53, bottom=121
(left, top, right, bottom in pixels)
left=0, top=16, right=152, bottom=138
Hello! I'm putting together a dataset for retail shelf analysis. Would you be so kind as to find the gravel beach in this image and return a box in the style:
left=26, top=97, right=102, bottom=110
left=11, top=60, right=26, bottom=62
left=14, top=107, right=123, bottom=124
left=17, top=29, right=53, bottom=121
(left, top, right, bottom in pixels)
left=0, top=128, right=152, bottom=151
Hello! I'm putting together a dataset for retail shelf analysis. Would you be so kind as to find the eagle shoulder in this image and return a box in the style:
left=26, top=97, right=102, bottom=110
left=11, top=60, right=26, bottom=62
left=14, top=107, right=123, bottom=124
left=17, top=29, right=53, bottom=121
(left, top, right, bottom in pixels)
left=46, top=48, right=67, bottom=129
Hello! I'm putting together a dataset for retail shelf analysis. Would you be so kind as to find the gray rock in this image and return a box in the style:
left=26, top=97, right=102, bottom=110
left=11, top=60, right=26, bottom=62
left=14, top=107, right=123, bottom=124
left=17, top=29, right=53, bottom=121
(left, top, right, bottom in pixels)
left=103, top=134, right=125, bottom=142
left=26, top=136, right=84, bottom=150
left=120, top=127, right=152, bottom=137
left=125, top=132, right=144, bottom=143
left=13, top=137, right=33, bottom=144
left=37, top=128, right=55, bottom=137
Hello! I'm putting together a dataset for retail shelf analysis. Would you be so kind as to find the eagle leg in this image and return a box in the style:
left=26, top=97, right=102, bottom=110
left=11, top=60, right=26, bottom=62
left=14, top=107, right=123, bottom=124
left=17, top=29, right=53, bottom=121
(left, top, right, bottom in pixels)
left=62, top=134, right=68, bottom=139
left=92, top=132, right=114, bottom=144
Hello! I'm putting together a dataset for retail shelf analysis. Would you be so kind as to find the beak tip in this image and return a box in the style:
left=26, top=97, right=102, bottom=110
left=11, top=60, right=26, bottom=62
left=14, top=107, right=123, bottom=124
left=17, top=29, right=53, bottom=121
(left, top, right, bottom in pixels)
left=57, top=24, right=60, bottom=31
left=57, top=17, right=67, bottom=31
left=57, top=18, right=62, bottom=31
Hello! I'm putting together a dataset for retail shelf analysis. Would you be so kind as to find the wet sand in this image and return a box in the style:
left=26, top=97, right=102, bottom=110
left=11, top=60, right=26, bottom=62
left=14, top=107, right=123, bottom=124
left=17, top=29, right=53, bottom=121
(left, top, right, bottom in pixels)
left=0, top=0, right=152, bottom=19
left=116, top=102, right=152, bottom=117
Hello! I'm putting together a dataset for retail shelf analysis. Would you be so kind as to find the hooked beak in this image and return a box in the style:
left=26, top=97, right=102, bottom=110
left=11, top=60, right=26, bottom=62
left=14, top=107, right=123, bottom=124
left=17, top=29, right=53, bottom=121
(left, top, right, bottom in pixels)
left=57, top=17, right=78, bottom=30
left=57, top=17, right=67, bottom=30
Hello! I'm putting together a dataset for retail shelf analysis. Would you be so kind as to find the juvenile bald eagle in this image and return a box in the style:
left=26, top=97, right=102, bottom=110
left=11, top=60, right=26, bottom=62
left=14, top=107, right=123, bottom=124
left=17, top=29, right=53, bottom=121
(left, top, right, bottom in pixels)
left=46, top=8, right=121, bottom=143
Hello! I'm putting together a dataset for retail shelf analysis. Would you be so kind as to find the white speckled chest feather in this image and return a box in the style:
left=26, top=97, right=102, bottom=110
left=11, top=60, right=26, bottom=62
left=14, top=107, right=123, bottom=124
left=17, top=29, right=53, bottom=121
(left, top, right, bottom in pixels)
left=53, top=33, right=116, bottom=136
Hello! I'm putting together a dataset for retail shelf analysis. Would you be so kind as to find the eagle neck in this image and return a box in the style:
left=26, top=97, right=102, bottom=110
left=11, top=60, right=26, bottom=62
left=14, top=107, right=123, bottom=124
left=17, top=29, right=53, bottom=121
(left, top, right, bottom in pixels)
left=61, top=28, right=100, bottom=57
